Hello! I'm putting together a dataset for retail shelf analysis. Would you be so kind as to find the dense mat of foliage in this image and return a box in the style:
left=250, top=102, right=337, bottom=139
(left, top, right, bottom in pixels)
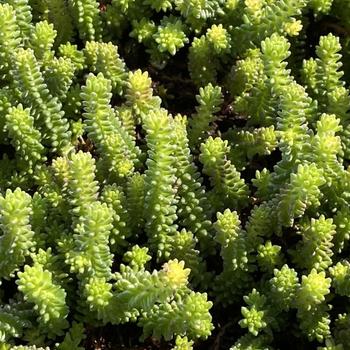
left=1, top=0, right=350, bottom=349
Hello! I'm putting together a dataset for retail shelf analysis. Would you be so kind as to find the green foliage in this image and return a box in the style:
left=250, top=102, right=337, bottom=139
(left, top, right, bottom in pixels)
left=269, top=265, right=299, bottom=312
left=330, top=261, right=350, bottom=297
left=153, top=16, right=188, bottom=57
left=214, top=209, right=254, bottom=304
left=67, top=151, right=99, bottom=217
left=188, top=84, right=223, bottom=148
left=101, top=184, right=131, bottom=251
left=230, top=333, right=271, bottom=350
left=0, top=3, right=21, bottom=80
left=276, top=164, right=325, bottom=228
left=6, top=0, right=33, bottom=39
left=0, top=305, right=32, bottom=343
left=172, top=336, right=194, bottom=350
left=125, top=172, right=146, bottom=235
left=188, top=24, right=231, bottom=86
left=173, top=115, right=213, bottom=255
left=68, top=0, right=102, bottom=42
left=84, top=41, right=127, bottom=95
left=57, top=322, right=85, bottom=350
left=123, top=245, right=152, bottom=270
left=1, top=1, right=350, bottom=349
left=292, top=215, right=336, bottom=271
left=66, top=201, right=114, bottom=279
left=138, top=291, right=213, bottom=341
left=58, top=43, right=85, bottom=71
left=200, top=137, right=249, bottom=210
left=239, top=289, right=271, bottom=336
left=29, top=20, right=56, bottom=60
left=143, top=108, right=178, bottom=259
left=16, top=263, right=69, bottom=335
left=81, top=73, right=140, bottom=179
left=125, top=69, right=161, bottom=116
left=5, top=104, right=45, bottom=173
left=233, top=0, right=306, bottom=55
left=12, top=48, right=71, bottom=154
left=0, top=189, right=34, bottom=279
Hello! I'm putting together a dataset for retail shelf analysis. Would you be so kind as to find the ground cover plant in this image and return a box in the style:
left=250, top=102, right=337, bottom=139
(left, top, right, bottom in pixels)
left=1, top=0, right=350, bottom=349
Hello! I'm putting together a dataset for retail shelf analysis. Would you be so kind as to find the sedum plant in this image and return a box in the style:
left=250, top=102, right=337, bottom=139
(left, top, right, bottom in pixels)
left=1, top=0, right=350, bottom=349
